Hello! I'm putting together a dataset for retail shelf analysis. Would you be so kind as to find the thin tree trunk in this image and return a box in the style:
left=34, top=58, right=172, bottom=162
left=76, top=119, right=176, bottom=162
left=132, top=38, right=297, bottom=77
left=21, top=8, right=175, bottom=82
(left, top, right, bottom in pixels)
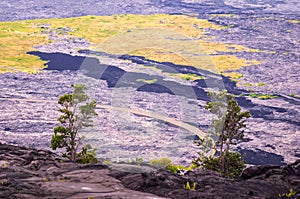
left=219, top=132, right=225, bottom=171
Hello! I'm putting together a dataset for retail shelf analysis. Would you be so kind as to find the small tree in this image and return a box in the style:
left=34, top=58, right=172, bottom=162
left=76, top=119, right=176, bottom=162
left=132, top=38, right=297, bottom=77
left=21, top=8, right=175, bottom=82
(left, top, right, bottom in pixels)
left=194, top=90, right=250, bottom=177
left=51, top=84, right=98, bottom=163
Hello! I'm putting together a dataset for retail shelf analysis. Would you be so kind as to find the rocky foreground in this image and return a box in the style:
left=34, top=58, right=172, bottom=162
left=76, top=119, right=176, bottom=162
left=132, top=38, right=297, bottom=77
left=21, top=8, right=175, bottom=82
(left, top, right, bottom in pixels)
left=0, top=143, right=299, bottom=199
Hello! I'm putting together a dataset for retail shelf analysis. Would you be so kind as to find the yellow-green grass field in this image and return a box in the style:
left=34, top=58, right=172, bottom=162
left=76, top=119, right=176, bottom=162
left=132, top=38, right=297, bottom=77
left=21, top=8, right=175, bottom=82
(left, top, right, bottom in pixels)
left=0, top=14, right=261, bottom=74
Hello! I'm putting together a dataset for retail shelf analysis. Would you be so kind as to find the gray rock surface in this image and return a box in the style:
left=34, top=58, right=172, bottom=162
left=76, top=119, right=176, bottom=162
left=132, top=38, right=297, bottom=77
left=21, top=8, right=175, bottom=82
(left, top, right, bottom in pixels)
left=0, top=143, right=166, bottom=199
left=1, top=143, right=299, bottom=199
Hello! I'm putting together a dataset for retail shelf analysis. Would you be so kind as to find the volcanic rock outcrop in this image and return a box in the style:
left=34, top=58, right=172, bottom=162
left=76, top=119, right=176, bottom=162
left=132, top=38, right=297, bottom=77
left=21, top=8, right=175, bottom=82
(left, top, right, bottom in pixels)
left=0, top=143, right=299, bottom=198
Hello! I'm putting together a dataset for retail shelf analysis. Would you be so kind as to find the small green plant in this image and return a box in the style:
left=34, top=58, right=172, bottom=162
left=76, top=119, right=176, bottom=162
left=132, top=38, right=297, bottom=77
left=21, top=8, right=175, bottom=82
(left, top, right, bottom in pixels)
left=135, top=157, right=144, bottom=165
left=149, top=157, right=172, bottom=169
left=183, top=182, right=197, bottom=191
left=181, top=73, right=204, bottom=81
left=166, top=164, right=195, bottom=174
left=51, top=84, right=98, bottom=163
left=201, top=151, right=245, bottom=178
left=279, top=188, right=296, bottom=198
left=77, top=144, right=98, bottom=164
left=167, top=73, right=204, bottom=81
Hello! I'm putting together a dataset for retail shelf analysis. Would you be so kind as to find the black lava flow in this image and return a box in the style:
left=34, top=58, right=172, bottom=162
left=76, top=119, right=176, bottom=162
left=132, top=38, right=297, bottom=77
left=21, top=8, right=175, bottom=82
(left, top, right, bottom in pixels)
left=28, top=50, right=300, bottom=129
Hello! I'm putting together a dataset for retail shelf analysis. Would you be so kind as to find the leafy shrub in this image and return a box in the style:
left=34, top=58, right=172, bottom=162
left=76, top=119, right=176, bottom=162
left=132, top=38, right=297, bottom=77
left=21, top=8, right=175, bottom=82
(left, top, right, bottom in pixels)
left=202, top=151, right=245, bottom=178
left=76, top=144, right=98, bottom=164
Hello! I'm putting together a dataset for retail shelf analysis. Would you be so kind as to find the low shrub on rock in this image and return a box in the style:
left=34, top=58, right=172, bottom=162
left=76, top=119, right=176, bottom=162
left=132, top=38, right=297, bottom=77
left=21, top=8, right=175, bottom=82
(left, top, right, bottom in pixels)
left=149, top=157, right=172, bottom=169
left=201, top=151, right=245, bottom=178
left=76, top=144, right=98, bottom=164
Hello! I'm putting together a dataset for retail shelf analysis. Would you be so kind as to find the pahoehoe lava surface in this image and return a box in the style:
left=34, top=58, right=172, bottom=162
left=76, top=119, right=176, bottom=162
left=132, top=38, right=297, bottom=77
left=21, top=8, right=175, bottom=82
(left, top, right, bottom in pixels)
left=0, top=0, right=299, bottom=22
left=0, top=0, right=299, bottom=166
left=30, top=50, right=299, bottom=126
left=0, top=143, right=299, bottom=199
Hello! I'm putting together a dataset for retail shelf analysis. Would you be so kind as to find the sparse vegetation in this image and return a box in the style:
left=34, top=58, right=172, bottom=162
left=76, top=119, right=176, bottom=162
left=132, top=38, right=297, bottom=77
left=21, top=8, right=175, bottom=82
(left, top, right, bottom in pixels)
left=223, top=72, right=243, bottom=80
left=51, top=84, right=98, bottom=163
left=243, top=83, right=253, bottom=87
left=167, top=73, right=204, bottom=81
left=167, top=164, right=194, bottom=174
left=148, top=157, right=195, bottom=173
left=279, top=188, right=296, bottom=198
left=183, top=182, right=197, bottom=191
left=249, top=93, right=278, bottom=100
left=242, top=82, right=266, bottom=87
left=136, top=78, right=157, bottom=84
left=256, top=82, right=266, bottom=87
left=76, top=144, right=98, bottom=164
left=134, top=157, right=144, bottom=165
left=201, top=151, right=245, bottom=178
